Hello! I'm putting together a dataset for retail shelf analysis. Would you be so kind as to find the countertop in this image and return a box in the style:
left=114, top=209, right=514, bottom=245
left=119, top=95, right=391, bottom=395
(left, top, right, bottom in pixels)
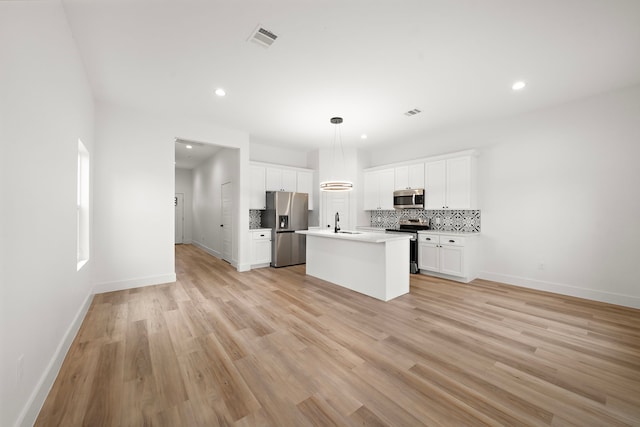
left=418, top=230, right=481, bottom=236
left=356, top=226, right=481, bottom=236
left=249, top=228, right=272, bottom=232
left=296, top=229, right=412, bottom=243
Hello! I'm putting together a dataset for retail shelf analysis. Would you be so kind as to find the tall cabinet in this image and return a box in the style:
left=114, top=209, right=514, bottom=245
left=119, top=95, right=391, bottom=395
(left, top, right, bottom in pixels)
left=250, top=162, right=316, bottom=210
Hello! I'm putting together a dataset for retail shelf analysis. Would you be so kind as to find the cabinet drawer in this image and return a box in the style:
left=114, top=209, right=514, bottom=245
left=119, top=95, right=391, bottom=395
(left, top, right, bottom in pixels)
left=440, top=235, right=465, bottom=246
left=418, top=234, right=439, bottom=244
left=252, top=231, right=271, bottom=240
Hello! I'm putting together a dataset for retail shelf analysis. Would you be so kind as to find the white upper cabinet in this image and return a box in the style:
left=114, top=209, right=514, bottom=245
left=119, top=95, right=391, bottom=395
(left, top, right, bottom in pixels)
left=424, top=160, right=447, bottom=209
left=250, top=165, right=267, bottom=209
left=364, top=168, right=395, bottom=210
left=266, top=167, right=297, bottom=192
left=445, top=156, right=472, bottom=209
left=296, top=170, right=314, bottom=210
left=425, top=156, right=475, bottom=209
left=251, top=162, right=316, bottom=210
left=394, top=164, right=425, bottom=190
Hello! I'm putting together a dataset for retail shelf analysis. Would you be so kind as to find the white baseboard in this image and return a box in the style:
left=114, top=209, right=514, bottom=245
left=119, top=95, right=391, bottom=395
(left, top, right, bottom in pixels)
left=191, top=241, right=222, bottom=259
left=16, top=292, right=93, bottom=427
left=237, top=263, right=252, bottom=272
left=92, top=273, right=177, bottom=294
left=418, top=270, right=473, bottom=283
left=191, top=242, right=250, bottom=272
left=478, top=271, right=640, bottom=309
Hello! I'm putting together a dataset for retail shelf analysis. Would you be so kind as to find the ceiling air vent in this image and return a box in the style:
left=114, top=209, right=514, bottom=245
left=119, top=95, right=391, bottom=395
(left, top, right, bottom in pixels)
left=404, top=109, right=422, bottom=117
left=249, top=25, right=278, bottom=48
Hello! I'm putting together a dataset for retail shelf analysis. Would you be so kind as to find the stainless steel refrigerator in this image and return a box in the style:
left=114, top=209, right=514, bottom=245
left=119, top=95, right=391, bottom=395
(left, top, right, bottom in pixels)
left=263, top=191, right=308, bottom=267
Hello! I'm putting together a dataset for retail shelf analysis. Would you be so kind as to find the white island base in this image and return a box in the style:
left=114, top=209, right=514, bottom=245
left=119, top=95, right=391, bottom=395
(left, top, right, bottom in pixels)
left=296, top=230, right=411, bottom=301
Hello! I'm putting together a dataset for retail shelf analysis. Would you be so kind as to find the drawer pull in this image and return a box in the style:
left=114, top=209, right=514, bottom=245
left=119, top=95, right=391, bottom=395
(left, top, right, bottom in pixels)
left=260, top=234, right=265, bottom=237
left=449, top=239, right=455, bottom=243
left=425, top=237, right=431, bottom=241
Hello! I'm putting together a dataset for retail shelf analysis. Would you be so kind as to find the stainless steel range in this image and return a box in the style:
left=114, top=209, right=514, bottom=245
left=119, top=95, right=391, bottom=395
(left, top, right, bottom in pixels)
left=385, top=218, right=430, bottom=274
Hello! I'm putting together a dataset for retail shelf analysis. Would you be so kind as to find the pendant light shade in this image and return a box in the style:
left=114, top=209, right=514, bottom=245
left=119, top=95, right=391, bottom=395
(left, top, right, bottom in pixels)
left=320, top=117, right=353, bottom=192
left=320, top=180, right=353, bottom=191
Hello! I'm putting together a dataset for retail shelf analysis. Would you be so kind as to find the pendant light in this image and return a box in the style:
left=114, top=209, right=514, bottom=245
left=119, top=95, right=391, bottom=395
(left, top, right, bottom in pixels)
left=320, top=117, right=353, bottom=192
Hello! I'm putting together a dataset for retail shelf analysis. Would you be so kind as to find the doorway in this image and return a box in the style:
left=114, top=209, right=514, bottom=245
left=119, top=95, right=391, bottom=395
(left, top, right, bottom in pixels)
left=323, top=191, right=350, bottom=231
left=221, top=182, right=232, bottom=263
left=175, top=193, right=184, bottom=244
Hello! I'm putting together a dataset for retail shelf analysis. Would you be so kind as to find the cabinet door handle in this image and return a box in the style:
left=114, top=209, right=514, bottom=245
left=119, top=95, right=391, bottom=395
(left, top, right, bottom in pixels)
left=425, top=238, right=431, bottom=241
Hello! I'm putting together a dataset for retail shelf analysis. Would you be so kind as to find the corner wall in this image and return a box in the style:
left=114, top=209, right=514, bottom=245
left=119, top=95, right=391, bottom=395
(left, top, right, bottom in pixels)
left=478, top=85, right=640, bottom=307
left=0, top=3, right=95, bottom=426
left=93, top=103, right=251, bottom=292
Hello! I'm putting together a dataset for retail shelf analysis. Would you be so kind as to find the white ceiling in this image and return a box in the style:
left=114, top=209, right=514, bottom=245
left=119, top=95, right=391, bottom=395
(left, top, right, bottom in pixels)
left=62, top=0, right=640, bottom=152
left=174, top=139, right=222, bottom=169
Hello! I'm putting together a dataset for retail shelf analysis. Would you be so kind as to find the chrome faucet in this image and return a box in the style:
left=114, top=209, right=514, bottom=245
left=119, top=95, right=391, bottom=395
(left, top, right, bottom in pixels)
left=334, top=212, right=340, bottom=233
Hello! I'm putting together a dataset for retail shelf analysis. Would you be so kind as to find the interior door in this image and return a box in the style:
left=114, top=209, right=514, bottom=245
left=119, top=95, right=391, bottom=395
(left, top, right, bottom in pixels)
left=221, top=182, right=232, bottom=263
left=174, top=193, right=184, bottom=244
left=323, top=191, right=350, bottom=231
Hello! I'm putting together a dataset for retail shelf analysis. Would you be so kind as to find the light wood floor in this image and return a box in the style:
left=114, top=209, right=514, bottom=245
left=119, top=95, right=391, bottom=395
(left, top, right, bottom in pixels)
left=36, top=244, right=640, bottom=426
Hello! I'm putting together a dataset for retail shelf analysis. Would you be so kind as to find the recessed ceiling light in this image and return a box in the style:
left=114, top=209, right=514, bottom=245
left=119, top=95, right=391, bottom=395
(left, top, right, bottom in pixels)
left=214, top=88, right=226, bottom=97
left=512, top=81, right=526, bottom=91
left=186, top=145, right=193, bottom=149
left=361, top=134, right=368, bottom=140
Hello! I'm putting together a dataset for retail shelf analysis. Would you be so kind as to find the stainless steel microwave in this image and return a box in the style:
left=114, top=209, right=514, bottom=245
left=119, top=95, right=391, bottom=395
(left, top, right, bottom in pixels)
left=393, top=188, right=425, bottom=209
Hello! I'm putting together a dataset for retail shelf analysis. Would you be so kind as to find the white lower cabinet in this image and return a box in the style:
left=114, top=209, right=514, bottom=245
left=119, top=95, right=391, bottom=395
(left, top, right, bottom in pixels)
left=417, top=232, right=479, bottom=282
left=251, top=229, right=271, bottom=268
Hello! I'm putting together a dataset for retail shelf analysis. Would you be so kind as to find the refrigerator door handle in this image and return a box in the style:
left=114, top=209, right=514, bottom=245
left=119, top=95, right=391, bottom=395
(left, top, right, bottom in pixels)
left=275, top=230, right=296, bottom=234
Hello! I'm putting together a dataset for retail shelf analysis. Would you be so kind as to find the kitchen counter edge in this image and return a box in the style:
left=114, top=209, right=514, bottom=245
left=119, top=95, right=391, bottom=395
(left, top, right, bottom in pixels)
left=296, top=229, right=412, bottom=243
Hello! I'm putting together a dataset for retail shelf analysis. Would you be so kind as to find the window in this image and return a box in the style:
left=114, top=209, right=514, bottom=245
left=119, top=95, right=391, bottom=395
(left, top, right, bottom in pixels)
left=77, top=139, right=90, bottom=270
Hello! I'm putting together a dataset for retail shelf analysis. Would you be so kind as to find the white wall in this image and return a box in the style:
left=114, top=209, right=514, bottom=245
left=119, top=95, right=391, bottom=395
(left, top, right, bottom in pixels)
left=0, top=3, right=95, bottom=426
left=367, top=84, right=640, bottom=308
left=479, top=85, right=640, bottom=307
left=192, top=148, right=240, bottom=263
left=318, top=147, right=360, bottom=230
left=175, top=168, right=193, bottom=243
left=250, top=141, right=309, bottom=168
left=93, top=102, right=251, bottom=291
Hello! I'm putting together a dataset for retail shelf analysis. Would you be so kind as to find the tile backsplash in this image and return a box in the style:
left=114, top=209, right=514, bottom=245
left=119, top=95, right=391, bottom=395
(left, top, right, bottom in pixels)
left=369, top=209, right=481, bottom=233
left=252, top=208, right=480, bottom=232
left=249, top=209, right=262, bottom=229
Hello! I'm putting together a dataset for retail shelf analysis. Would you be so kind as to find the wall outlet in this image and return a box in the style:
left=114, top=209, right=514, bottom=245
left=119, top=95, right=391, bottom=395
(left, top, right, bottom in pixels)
left=17, top=354, right=24, bottom=384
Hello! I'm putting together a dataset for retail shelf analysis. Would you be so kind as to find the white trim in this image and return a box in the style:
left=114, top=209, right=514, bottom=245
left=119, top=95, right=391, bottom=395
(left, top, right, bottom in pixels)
left=478, top=271, right=640, bottom=309
left=192, top=241, right=251, bottom=272
left=15, top=292, right=93, bottom=427
left=192, top=241, right=222, bottom=259
left=364, top=149, right=479, bottom=172
left=92, top=273, right=176, bottom=294
left=250, top=161, right=314, bottom=173
left=419, top=270, right=474, bottom=284
left=237, top=263, right=252, bottom=272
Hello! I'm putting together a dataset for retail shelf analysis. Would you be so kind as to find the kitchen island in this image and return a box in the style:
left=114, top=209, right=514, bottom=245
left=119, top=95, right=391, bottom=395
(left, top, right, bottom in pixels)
left=296, top=229, right=411, bottom=301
